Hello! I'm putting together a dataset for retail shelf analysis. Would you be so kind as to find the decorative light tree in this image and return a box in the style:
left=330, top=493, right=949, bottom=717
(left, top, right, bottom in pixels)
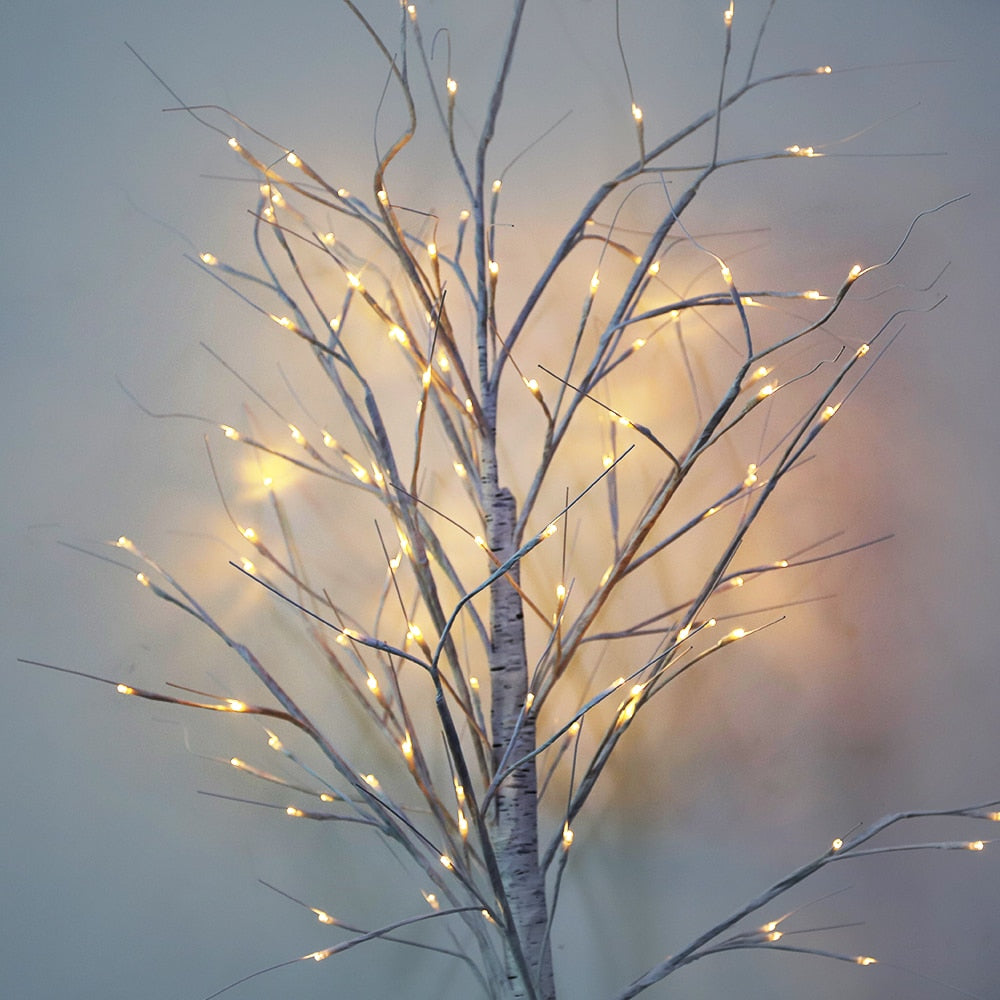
left=21, top=3, right=995, bottom=999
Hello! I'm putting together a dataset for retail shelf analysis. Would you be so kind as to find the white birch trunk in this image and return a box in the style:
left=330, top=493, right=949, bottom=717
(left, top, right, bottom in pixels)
left=488, top=486, right=556, bottom=1000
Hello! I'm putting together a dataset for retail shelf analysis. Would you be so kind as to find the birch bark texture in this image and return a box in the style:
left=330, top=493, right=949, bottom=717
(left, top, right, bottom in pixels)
left=488, top=486, right=555, bottom=999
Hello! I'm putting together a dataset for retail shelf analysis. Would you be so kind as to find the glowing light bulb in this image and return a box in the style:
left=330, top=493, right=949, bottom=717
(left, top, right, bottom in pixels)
left=464, top=397, right=474, bottom=414
left=286, top=806, right=305, bottom=818
left=750, top=366, right=769, bottom=382
left=348, top=458, right=371, bottom=483
left=491, top=179, right=502, bottom=193
left=199, top=251, right=218, bottom=266
left=322, top=431, right=336, bottom=448
left=831, top=837, right=844, bottom=852
left=362, top=773, right=380, bottom=789
left=116, top=683, right=135, bottom=695
left=647, top=260, right=660, bottom=276
left=722, top=627, right=746, bottom=644
left=523, top=377, right=539, bottom=394
left=346, top=272, right=362, bottom=289
left=817, top=65, right=833, bottom=74
left=335, top=628, right=355, bottom=647
left=821, top=404, right=839, bottom=422
left=723, top=2, right=734, bottom=25
left=848, top=264, right=863, bottom=281
left=136, top=572, right=150, bottom=587
left=590, top=270, right=600, bottom=294
left=632, top=338, right=646, bottom=351
left=285, top=151, right=301, bottom=167
left=488, top=259, right=499, bottom=277
left=377, top=189, right=388, bottom=205
left=720, top=263, right=733, bottom=284
left=407, top=3, right=416, bottom=19
left=855, top=343, right=870, bottom=358
left=227, top=137, right=241, bottom=151
left=289, top=424, right=305, bottom=445
left=757, top=383, right=775, bottom=399
left=366, top=672, right=380, bottom=694
left=115, top=535, right=134, bottom=551
left=240, top=558, right=256, bottom=574
left=556, top=583, right=567, bottom=601
left=401, top=734, right=413, bottom=759
left=422, top=891, right=439, bottom=910
left=321, top=232, right=336, bottom=246
left=337, top=187, right=349, bottom=198
left=446, top=77, right=458, bottom=96
left=425, top=241, right=437, bottom=259
left=422, top=367, right=432, bottom=388
left=469, top=676, right=480, bottom=691
left=562, top=824, right=574, bottom=848
left=744, top=464, right=758, bottom=488
left=313, top=909, right=335, bottom=924
left=631, top=103, right=643, bottom=123
left=458, top=808, right=468, bottom=838
left=968, top=840, right=985, bottom=851
left=618, top=701, right=637, bottom=725
left=242, top=527, right=257, bottom=541
left=226, top=699, right=248, bottom=712
left=525, top=692, right=535, bottom=710
left=453, top=461, right=467, bottom=478
left=542, top=523, right=558, bottom=538
left=439, top=854, right=454, bottom=870
left=856, top=956, right=877, bottom=967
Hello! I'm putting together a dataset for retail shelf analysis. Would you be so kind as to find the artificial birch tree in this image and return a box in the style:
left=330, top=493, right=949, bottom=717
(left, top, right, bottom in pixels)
left=21, top=3, right=997, bottom=999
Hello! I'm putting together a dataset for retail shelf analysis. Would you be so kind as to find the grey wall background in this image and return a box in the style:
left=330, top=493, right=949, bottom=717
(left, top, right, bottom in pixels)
left=2, top=2, right=998, bottom=998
